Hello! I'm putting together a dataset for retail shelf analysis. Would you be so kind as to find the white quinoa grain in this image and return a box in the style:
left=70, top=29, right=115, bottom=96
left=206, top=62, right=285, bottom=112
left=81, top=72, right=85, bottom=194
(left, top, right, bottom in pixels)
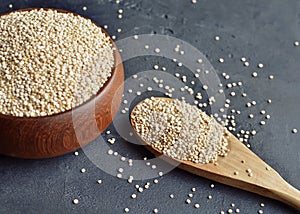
left=260, top=110, right=266, bottom=115
left=124, top=208, right=130, bottom=213
left=185, top=199, right=191, bottom=204
left=292, top=129, right=298, bottom=134
left=294, top=41, right=299, bottom=46
left=203, top=85, right=209, bottom=90
left=155, top=48, right=161, bottom=53
left=73, top=199, right=79, bottom=205
left=194, top=203, right=200, bottom=209
left=153, top=208, right=158, bottom=213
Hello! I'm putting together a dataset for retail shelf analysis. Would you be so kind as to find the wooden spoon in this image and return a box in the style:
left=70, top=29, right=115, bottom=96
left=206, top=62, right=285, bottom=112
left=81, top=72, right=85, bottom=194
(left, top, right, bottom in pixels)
left=130, top=97, right=300, bottom=210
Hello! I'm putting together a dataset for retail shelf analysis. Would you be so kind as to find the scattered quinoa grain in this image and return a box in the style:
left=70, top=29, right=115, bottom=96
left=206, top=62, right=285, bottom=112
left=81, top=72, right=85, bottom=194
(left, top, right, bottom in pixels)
left=73, top=199, right=79, bottom=205
left=258, top=63, right=264, bottom=68
left=185, top=199, right=191, bottom=204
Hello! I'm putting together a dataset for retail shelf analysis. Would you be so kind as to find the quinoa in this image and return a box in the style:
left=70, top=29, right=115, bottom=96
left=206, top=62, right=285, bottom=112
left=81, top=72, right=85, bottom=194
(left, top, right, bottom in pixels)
left=0, top=9, right=114, bottom=117
left=131, top=97, right=229, bottom=164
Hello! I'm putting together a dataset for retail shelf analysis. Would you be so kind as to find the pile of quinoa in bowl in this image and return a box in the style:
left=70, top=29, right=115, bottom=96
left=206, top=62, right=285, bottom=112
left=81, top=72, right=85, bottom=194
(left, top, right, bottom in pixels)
left=0, top=8, right=114, bottom=117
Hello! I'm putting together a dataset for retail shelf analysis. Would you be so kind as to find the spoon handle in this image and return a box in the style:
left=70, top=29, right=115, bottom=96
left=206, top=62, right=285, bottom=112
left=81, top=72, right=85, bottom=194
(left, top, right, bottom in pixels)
left=272, top=181, right=300, bottom=210
left=183, top=134, right=300, bottom=210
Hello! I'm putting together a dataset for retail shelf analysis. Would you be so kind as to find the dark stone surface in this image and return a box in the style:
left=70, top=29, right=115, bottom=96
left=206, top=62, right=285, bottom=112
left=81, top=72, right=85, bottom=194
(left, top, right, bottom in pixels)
left=0, top=0, right=299, bottom=213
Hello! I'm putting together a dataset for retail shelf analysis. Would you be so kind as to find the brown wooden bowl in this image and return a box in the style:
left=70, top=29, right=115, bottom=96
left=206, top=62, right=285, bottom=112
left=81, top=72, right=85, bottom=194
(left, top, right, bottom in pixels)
left=0, top=8, right=124, bottom=159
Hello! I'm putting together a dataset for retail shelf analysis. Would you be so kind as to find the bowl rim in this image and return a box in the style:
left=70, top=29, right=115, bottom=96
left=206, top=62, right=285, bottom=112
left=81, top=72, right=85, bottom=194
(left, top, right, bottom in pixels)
left=0, top=8, right=120, bottom=120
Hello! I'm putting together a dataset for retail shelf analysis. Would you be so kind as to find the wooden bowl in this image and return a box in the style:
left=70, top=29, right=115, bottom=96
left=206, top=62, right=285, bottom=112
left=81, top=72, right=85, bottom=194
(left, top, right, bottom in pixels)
left=0, top=8, right=124, bottom=159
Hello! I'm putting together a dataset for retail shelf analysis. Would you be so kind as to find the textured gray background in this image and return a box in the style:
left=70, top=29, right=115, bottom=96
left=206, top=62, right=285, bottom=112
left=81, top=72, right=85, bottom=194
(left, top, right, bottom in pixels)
left=0, top=0, right=299, bottom=213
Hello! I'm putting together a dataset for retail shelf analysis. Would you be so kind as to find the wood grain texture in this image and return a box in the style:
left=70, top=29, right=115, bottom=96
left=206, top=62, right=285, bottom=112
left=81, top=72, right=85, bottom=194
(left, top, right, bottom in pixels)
left=0, top=8, right=124, bottom=159
left=131, top=97, right=300, bottom=210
